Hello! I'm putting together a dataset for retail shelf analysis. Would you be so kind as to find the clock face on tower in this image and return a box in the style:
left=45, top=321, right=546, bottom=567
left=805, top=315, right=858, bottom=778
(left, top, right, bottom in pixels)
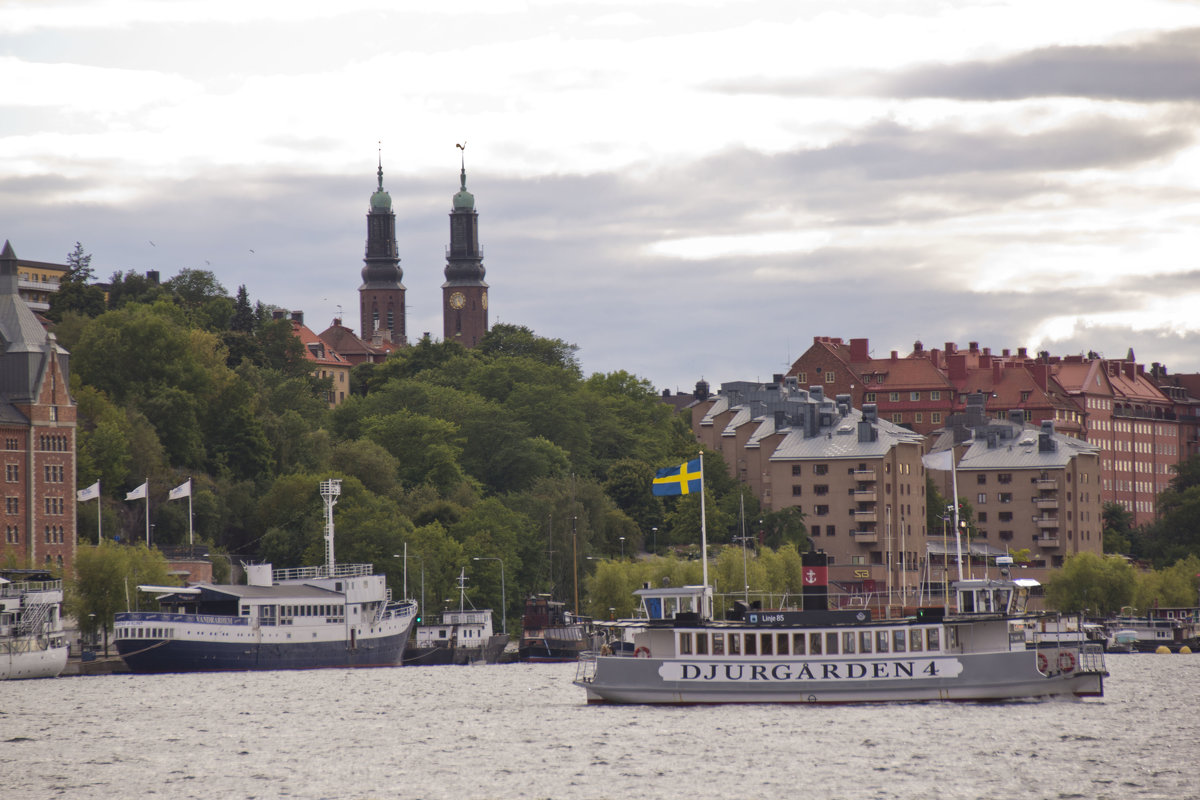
left=481, top=291, right=488, bottom=310
left=449, top=291, right=466, bottom=310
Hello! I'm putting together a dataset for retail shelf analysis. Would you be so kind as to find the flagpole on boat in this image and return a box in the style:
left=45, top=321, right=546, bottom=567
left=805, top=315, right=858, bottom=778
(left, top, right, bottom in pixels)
left=699, top=451, right=709, bottom=594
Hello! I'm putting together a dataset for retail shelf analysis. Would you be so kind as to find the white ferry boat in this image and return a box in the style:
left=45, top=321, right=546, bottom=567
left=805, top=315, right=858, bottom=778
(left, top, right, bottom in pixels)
left=1, top=569, right=69, bottom=680
left=576, top=552, right=1106, bottom=704
left=114, top=479, right=417, bottom=673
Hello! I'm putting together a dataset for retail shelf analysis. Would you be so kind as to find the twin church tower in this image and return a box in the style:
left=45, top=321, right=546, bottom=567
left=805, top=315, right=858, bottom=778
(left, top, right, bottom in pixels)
left=358, top=147, right=488, bottom=349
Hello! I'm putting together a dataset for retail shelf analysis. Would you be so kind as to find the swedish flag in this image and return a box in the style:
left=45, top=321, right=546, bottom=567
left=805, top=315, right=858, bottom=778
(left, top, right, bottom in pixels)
left=652, top=458, right=702, bottom=496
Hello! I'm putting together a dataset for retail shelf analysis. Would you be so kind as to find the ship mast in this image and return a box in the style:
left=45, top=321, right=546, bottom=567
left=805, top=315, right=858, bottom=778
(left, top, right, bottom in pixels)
left=320, top=479, right=342, bottom=576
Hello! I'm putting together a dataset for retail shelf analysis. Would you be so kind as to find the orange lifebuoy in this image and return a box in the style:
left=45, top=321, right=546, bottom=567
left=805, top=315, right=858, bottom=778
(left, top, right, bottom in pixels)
left=1036, top=652, right=1049, bottom=672
left=1058, top=651, right=1075, bottom=673
left=634, top=646, right=650, bottom=658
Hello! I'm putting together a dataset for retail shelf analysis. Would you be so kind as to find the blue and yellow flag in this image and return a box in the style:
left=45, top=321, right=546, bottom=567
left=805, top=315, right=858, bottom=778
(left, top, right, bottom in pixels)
left=652, top=458, right=702, bottom=496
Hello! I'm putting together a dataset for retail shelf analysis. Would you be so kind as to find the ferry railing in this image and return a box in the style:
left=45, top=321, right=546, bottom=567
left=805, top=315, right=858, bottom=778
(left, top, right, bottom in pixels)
left=1077, top=643, right=1106, bottom=675
left=273, top=563, right=373, bottom=581
left=576, top=651, right=599, bottom=683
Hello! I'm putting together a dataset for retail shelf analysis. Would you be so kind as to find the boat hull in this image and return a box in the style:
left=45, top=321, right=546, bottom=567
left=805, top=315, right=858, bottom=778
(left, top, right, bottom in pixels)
left=116, top=627, right=411, bottom=673
left=576, top=649, right=1104, bottom=704
left=519, top=632, right=603, bottom=663
left=1, top=641, right=69, bottom=680
left=403, top=634, right=508, bottom=666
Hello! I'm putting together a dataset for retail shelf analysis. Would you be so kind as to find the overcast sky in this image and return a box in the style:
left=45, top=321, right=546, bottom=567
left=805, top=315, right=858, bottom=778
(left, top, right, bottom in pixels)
left=4, top=0, right=1200, bottom=394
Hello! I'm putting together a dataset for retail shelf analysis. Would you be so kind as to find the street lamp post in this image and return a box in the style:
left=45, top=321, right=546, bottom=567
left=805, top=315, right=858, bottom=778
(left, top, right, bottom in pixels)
left=619, top=536, right=625, bottom=559
left=472, top=556, right=506, bottom=635
left=651, top=526, right=658, bottom=554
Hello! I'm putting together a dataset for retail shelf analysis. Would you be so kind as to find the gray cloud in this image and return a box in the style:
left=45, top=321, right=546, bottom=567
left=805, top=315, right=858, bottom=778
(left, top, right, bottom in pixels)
left=714, top=28, right=1200, bottom=102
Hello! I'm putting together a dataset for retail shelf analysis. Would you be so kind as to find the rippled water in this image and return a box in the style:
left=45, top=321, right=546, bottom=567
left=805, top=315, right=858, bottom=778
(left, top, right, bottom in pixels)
left=1, top=655, right=1195, bottom=799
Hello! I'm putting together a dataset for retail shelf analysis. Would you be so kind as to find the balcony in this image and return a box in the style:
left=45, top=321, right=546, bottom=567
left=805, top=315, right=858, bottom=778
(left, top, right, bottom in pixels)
left=1034, top=497, right=1058, bottom=510
left=851, top=489, right=876, bottom=501
left=851, top=509, right=877, bottom=523
left=1036, top=535, right=1061, bottom=548
left=1035, top=516, right=1059, bottom=529
left=1035, top=479, right=1057, bottom=490
left=852, top=469, right=876, bottom=481
left=850, top=530, right=878, bottom=543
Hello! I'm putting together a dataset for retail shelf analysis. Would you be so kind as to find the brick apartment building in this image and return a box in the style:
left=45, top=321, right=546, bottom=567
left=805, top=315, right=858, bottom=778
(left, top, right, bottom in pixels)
left=788, top=336, right=1187, bottom=526
left=0, top=242, right=77, bottom=575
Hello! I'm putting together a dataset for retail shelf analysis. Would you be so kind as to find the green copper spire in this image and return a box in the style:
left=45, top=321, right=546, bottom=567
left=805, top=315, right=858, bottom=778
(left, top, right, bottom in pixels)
left=453, top=141, right=475, bottom=211
left=370, top=147, right=392, bottom=211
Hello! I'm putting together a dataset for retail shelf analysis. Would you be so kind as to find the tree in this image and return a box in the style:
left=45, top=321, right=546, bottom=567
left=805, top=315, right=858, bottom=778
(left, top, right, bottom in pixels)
left=1101, top=501, right=1135, bottom=554
left=478, top=323, right=580, bottom=375
left=1044, top=552, right=1136, bottom=615
left=67, top=541, right=174, bottom=654
left=231, top=285, right=255, bottom=332
left=47, top=242, right=105, bottom=320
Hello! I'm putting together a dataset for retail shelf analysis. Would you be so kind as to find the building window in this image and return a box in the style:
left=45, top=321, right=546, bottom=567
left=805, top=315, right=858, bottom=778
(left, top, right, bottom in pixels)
left=910, top=391, right=920, bottom=401
left=792, top=465, right=803, bottom=476
left=5, top=497, right=17, bottom=514
left=796, top=372, right=806, bottom=384
left=998, top=511, right=1013, bottom=522
left=977, top=512, right=988, bottom=523
left=865, top=392, right=876, bottom=402
left=999, top=530, right=1014, bottom=541
left=889, top=392, right=900, bottom=402
left=4, top=464, right=16, bottom=482
left=4, top=438, right=16, bottom=450
left=931, top=412, right=942, bottom=424
left=4, top=525, right=17, bottom=544
left=826, top=525, right=835, bottom=536
left=811, top=525, right=820, bottom=536
left=814, top=464, right=828, bottom=476
left=914, top=413, right=923, bottom=423
left=999, top=493, right=1013, bottom=504
left=998, top=473, right=1012, bottom=484
left=892, top=414, right=903, bottom=424
left=976, top=493, right=986, bottom=504
left=825, top=371, right=835, bottom=384
left=792, top=485, right=803, bottom=497
left=931, top=391, right=941, bottom=401
left=977, top=474, right=987, bottom=485
left=814, top=485, right=829, bottom=495
left=816, top=505, right=829, bottom=516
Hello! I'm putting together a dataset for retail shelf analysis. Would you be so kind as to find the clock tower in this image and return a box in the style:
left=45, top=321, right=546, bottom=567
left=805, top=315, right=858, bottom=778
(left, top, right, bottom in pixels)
left=443, top=145, right=488, bottom=347
left=359, top=155, right=406, bottom=346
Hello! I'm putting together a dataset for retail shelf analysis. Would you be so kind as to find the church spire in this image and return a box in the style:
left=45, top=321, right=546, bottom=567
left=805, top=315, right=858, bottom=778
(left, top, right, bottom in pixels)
left=443, top=143, right=488, bottom=347
left=359, top=147, right=406, bottom=346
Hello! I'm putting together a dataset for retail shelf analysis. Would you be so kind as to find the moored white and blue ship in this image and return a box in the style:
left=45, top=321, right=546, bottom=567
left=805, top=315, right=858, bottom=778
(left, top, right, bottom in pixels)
left=1, top=569, right=68, bottom=680
left=114, top=479, right=417, bottom=673
left=577, top=551, right=1107, bottom=704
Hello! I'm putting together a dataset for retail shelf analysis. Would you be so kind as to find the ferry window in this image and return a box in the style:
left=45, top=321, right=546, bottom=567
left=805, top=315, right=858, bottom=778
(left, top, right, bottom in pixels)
left=910, top=629, right=924, bottom=652
left=760, top=634, right=773, bottom=656
left=809, top=633, right=822, bottom=655
left=876, top=631, right=889, bottom=653
left=926, top=629, right=940, bottom=651
left=893, top=630, right=906, bottom=652
left=745, top=633, right=758, bottom=656
left=825, top=632, right=839, bottom=655
left=859, top=631, right=873, bottom=653
left=777, top=633, right=789, bottom=655
left=696, top=633, right=709, bottom=655
left=729, top=633, right=741, bottom=655
left=842, top=632, right=856, bottom=654
left=947, top=627, right=959, bottom=649
left=679, top=633, right=693, bottom=655
left=241, top=605, right=250, bottom=616
left=994, top=589, right=1012, bottom=613
left=712, top=633, right=725, bottom=655
left=793, top=633, right=806, bottom=655
left=960, top=592, right=975, bottom=613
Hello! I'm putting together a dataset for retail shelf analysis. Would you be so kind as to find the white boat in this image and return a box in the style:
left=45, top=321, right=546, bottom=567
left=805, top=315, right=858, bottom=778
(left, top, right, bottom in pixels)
left=576, top=552, right=1107, bottom=704
left=403, top=568, right=508, bottom=666
left=113, top=479, right=417, bottom=673
left=1, top=569, right=69, bottom=680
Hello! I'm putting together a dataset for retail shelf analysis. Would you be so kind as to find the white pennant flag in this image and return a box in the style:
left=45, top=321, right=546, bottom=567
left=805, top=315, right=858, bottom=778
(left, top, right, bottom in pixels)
left=921, top=449, right=955, bottom=471
left=169, top=479, right=192, bottom=501
left=77, top=481, right=100, bottom=502
left=125, top=482, right=148, bottom=501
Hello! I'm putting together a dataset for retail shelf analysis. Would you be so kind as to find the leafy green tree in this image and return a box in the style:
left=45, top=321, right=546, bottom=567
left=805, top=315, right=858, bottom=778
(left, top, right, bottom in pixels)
left=231, top=285, right=255, bottom=332
left=1101, top=501, right=1135, bottom=554
left=603, top=458, right=663, bottom=537
left=1044, top=552, right=1136, bottom=615
left=105, top=270, right=169, bottom=309
left=759, top=506, right=808, bottom=551
left=478, top=323, right=580, bottom=375
left=67, top=541, right=174, bottom=654
left=1133, top=555, right=1200, bottom=610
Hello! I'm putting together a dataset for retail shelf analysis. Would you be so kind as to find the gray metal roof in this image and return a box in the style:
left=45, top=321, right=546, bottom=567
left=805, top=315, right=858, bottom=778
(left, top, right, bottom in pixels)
left=770, top=408, right=924, bottom=461
left=956, top=426, right=1099, bottom=471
